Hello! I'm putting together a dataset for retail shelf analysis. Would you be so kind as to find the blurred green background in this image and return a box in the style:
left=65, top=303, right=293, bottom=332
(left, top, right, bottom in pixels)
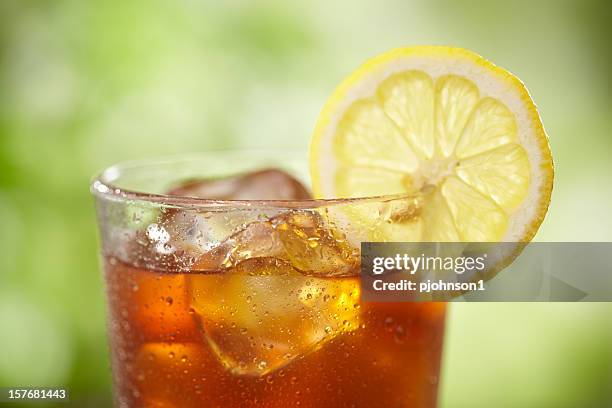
left=1, top=0, right=611, bottom=407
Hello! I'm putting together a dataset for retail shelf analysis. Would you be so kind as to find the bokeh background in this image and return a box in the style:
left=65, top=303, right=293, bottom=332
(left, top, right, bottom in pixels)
left=1, top=1, right=611, bottom=407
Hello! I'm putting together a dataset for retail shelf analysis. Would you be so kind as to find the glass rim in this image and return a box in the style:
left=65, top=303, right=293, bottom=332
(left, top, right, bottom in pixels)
left=90, top=150, right=417, bottom=209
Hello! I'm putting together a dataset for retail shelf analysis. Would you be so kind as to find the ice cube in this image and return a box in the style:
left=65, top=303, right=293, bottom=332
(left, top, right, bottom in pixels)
left=187, top=257, right=361, bottom=376
left=167, top=168, right=312, bottom=200
left=192, top=210, right=359, bottom=275
left=272, top=211, right=359, bottom=276
left=155, top=209, right=267, bottom=269
left=149, top=168, right=310, bottom=269
left=193, top=220, right=283, bottom=271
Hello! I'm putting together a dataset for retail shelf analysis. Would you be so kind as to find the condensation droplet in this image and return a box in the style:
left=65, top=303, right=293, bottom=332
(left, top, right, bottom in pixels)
left=384, top=316, right=394, bottom=332
left=394, top=325, right=406, bottom=343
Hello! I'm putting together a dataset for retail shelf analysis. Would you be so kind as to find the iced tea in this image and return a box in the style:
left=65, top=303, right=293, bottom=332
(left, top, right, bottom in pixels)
left=93, top=158, right=446, bottom=408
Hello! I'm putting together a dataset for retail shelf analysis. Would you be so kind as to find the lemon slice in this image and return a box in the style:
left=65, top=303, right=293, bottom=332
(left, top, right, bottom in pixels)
left=310, top=46, right=553, bottom=242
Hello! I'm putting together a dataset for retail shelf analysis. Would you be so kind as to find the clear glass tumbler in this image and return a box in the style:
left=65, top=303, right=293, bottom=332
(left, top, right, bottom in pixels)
left=91, top=152, right=446, bottom=408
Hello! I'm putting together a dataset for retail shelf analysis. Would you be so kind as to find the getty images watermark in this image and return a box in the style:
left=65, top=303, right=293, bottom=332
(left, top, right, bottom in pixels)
left=360, top=242, right=612, bottom=302
left=371, top=251, right=488, bottom=293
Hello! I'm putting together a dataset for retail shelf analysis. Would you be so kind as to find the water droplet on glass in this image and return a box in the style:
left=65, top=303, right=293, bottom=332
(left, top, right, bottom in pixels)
left=394, top=325, right=406, bottom=343
left=384, top=316, right=394, bottom=332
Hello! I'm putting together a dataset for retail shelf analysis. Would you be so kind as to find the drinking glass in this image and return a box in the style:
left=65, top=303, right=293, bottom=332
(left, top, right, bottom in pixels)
left=91, top=152, right=446, bottom=408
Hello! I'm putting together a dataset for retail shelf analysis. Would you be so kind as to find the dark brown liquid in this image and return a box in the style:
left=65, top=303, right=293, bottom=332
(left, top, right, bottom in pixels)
left=104, top=258, right=446, bottom=408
